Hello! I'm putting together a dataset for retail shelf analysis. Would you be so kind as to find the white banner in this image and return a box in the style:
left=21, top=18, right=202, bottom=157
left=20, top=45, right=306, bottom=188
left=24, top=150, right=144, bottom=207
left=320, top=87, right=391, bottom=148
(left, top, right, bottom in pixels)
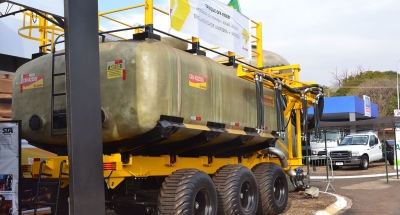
left=395, top=127, right=400, bottom=170
left=0, top=122, right=19, bottom=215
left=170, top=0, right=251, bottom=59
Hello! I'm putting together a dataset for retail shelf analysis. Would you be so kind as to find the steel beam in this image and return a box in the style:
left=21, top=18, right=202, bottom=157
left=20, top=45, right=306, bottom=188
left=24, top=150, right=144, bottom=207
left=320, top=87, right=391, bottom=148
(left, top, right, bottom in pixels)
left=64, top=0, right=105, bottom=214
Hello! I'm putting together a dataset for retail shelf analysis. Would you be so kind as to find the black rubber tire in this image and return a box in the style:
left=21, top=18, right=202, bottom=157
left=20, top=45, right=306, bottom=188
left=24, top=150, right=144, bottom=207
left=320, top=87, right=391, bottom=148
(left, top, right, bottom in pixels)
left=212, top=165, right=258, bottom=215
left=158, top=169, right=217, bottom=215
left=359, top=155, right=369, bottom=170
left=388, top=152, right=394, bottom=165
left=332, top=165, right=340, bottom=170
left=252, top=163, right=288, bottom=215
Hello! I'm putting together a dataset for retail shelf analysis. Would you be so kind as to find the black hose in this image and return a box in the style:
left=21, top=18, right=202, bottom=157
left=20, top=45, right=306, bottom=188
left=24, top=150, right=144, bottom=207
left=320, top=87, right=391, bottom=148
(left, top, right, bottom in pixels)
left=301, top=96, right=308, bottom=139
left=255, top=77, right=264, bottom=131
left=308, top=96, right=324, bottom=130
left=255, top=72, right=324, bottom=136
left=275, top=87, right=282, bottom=134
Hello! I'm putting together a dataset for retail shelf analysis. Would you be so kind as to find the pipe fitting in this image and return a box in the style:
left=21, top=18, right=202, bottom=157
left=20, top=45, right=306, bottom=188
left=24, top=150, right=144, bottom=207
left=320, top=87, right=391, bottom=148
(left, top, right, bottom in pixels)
left=261, top=147, right=299, bottom=178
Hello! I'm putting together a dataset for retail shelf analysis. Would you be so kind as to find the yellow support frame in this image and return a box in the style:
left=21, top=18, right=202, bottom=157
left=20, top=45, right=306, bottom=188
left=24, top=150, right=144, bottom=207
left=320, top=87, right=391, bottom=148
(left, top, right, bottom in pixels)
left=31, top=152, right=300, bottom=189
left=236, top=61, right=320, bottom=166
left=20, top=0, right=317, bottom=185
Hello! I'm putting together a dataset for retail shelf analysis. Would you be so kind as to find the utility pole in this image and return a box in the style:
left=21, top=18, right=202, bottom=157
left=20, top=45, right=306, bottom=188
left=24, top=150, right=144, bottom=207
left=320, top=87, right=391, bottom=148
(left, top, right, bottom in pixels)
left=64, top=0, right=105, bottom=214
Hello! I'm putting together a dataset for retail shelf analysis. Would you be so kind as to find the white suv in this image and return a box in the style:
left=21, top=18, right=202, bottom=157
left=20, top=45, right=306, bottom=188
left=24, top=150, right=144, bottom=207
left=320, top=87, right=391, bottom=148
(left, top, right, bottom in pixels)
left=329, top=133, right=382, bottom=170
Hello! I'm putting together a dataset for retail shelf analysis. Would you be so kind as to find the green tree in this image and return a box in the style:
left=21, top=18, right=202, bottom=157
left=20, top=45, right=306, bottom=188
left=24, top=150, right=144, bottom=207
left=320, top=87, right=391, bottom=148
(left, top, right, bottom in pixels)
left=330, top=70, right=398, bottom=116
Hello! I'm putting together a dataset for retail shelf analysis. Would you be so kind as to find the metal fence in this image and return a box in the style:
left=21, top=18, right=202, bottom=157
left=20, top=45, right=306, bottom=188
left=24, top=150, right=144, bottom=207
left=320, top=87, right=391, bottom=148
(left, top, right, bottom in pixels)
left=303, top=155, right=335, bottom=192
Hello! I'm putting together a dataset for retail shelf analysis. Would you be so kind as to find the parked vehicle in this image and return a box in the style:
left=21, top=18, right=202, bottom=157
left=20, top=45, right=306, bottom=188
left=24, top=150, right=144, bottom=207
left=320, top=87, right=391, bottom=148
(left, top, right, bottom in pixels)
left=310, top=130, right=345, bottom=156
left=381, top=140, right=394, bottom=165
left=329, top=133, right=382, bottom=170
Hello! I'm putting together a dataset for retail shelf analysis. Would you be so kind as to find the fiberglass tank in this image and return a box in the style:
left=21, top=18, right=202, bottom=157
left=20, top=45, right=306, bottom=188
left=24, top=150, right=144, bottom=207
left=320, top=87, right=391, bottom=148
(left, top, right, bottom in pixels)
left=12, top=39, right=278, bottom=154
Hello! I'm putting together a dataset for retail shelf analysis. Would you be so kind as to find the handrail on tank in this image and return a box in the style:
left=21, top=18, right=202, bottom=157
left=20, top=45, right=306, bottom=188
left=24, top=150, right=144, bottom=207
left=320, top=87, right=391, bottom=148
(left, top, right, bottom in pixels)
left=98, top=4, right=146, bottom=16
left=16, top=0, right=264, bottom=68
left=18, top=9, right=64, bottom=53
left=97, top=0, right=264, bottom=68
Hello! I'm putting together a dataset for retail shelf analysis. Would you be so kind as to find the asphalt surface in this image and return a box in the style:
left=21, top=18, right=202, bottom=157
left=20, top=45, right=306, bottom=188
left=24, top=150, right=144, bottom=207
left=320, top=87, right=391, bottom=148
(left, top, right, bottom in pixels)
left=311, top=175, right=400, bottom=215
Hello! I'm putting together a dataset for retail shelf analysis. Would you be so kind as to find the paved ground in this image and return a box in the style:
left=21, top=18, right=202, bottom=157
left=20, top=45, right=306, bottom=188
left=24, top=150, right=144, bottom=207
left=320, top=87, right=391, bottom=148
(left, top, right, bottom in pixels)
left=309, top=162, right=400, bottom=215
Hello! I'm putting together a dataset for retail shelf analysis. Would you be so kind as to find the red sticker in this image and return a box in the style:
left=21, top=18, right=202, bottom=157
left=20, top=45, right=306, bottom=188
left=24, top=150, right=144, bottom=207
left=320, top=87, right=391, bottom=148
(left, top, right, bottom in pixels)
left=191, top=116, right=202, bottom=121
left=123, top=70, right=126, bottom=80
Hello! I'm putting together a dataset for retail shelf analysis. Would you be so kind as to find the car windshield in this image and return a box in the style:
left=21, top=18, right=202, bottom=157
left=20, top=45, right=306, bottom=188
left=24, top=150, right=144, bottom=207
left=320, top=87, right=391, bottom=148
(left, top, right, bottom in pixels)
left=310, top=131, right=340, bottom=142
left=387, top=140, right=395, bottom=147
left=339, top=135, right=369, bottom=146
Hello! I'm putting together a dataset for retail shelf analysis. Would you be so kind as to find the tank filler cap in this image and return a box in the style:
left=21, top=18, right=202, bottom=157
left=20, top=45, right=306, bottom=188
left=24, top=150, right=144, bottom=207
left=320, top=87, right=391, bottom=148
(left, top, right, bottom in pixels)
left=29, top=114, right=42, bottom=131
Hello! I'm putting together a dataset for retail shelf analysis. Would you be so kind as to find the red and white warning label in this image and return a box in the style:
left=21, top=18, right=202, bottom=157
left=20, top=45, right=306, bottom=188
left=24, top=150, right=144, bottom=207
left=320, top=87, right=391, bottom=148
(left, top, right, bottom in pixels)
left=188, top=73, right=207, bottom=90
left=20, top=73, right=44, bottom=92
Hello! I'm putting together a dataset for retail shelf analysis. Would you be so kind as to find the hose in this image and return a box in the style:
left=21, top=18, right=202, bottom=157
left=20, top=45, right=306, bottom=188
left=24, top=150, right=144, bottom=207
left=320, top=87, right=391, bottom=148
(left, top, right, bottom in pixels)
left=253, top=72, right=324, bottom=136
left=255, top=75, right=264, bottom=132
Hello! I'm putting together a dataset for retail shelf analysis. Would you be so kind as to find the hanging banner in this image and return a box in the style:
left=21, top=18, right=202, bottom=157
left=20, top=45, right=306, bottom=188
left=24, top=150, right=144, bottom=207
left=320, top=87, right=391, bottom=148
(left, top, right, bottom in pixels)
left=170, top=0, right=251, bottom=59
left=395, top=126, right=400, bottom=170
left=0, top=121, right=20, bottom=215
left=363, top=95, right=371, bottom=117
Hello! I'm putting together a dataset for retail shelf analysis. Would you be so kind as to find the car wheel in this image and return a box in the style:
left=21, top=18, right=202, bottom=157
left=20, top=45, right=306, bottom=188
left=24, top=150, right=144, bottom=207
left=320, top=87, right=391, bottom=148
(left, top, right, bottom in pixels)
left=388, top=153, right=394, bottom=165
left=359, top=155, right=369, bottom=170
left=332, top=165, right=339, bottom=170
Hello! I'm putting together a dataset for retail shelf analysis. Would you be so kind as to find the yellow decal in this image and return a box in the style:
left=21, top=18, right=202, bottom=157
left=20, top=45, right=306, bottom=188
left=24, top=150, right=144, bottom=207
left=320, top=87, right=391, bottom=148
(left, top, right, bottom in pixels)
left=107, top=59, right=126, bottom=80
left=263, top=95, right=274, bottom=107
left=170, top=0, right=191, bottom=31
left=189, top=73, right=207, bottom=90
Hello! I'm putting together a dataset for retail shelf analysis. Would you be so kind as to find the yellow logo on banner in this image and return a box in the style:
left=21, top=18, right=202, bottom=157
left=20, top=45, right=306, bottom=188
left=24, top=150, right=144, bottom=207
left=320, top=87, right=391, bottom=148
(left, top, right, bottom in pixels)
left=170, top=0, right=191, bottom=31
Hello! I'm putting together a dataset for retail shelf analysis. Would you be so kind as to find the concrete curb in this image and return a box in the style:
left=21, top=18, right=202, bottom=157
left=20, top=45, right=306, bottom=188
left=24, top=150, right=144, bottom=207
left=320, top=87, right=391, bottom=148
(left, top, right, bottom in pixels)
left=334, top=172, right=399, bottom=179
left=314, top=192, right=347, bottom=215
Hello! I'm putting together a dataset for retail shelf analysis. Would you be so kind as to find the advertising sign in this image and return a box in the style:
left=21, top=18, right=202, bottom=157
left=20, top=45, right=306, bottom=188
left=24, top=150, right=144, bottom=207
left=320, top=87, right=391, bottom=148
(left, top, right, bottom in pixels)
left=363, top=95, right=371, bottom=117
left=0, top=121, right=20, bottom=215
left=170, top=0, right=251, bottom=59
left=395, top=126, right=400, bottom=170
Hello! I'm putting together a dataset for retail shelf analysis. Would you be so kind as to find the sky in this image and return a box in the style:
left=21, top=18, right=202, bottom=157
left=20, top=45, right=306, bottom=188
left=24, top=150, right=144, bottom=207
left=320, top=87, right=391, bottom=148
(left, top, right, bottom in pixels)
left=96, top=0, right=400, bottom=87
left=2, top=0, right=400, bottom=87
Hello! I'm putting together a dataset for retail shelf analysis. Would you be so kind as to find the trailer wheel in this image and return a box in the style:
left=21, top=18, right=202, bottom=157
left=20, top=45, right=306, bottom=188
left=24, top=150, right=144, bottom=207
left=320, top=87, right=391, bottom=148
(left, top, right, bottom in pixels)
left=212, top=165, right=258, bottom=215
left=158, top=169, right=217, bottom=215
left=252, top=163, right=288, bottom=215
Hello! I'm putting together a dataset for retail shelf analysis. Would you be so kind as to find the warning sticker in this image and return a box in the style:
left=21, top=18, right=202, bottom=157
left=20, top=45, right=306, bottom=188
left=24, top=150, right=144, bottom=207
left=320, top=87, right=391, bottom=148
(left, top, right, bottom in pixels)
left=263, top=95, right=274, bottom=107
left=189, top=73, right=207, bottom=90
left=107, top=59, right=126, bottom=80
left=20, top=73, right=44, bottom=92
